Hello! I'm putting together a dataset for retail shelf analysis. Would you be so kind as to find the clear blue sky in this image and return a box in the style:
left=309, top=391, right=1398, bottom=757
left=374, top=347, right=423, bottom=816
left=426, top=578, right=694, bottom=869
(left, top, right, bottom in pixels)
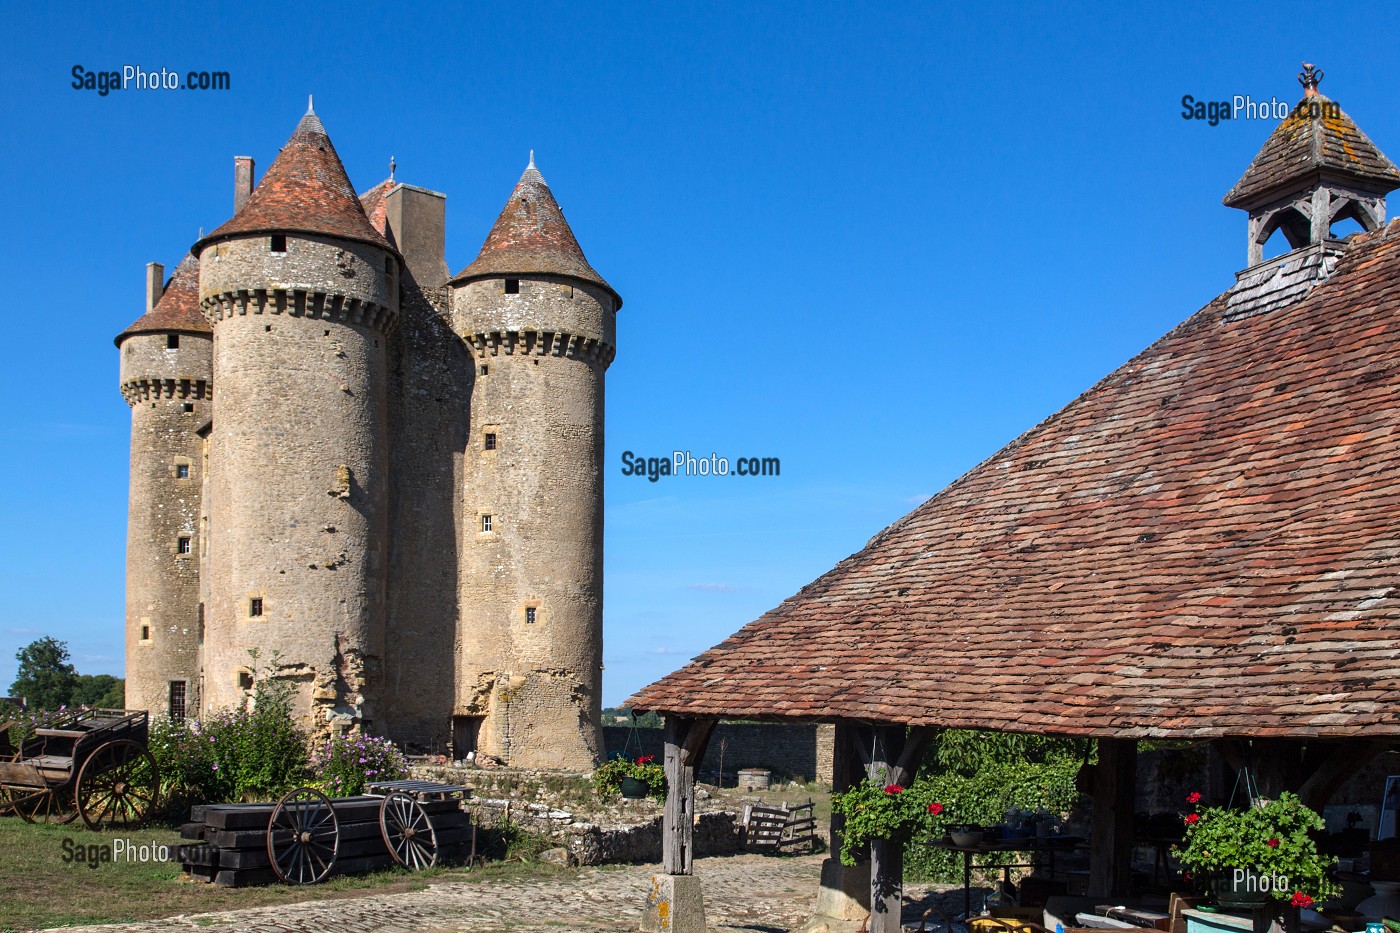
left=1, top=1, right=1396, bottom=706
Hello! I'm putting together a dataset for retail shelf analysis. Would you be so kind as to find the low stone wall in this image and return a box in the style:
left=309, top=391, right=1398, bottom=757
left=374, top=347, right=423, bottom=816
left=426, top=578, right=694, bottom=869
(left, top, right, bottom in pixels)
left=412, top=764, right=743, bottom=866
left=603, top=722, right=835, bottom=783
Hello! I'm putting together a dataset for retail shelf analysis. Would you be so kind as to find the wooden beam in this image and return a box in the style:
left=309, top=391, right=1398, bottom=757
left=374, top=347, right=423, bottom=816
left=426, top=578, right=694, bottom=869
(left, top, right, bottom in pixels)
left=661, top=716, right=716, bottom=875
left=863, top=724, right=935, bottom=933
left=830, top=722, right=860, bottom=853
left=1088, top=738, right=1136, bottom=898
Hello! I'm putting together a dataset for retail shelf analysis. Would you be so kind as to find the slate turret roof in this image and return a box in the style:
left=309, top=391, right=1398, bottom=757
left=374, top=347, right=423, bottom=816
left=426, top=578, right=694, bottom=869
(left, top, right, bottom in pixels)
left=194, top=103, right=393, bottom=254
left=115, top=255, right=210, bottom=345
left=450, top=154, right=620, bottom=307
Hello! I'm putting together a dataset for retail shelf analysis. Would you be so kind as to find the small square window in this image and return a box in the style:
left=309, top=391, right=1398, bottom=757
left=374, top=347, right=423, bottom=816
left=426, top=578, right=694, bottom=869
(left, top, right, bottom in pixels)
left=249, top=597, right=263, bottom=617
left=484, top=433, right=497, bottom=451
left=177, top=536, right=191, bottom=555
left=270, top=234, right=287, bottom=253
left=480, top=364, right=489, bottom=376
left=183, top=403, right=194, bottom=413
left=504, top=279, right=520, bottom=294
left=140, top=624, right=150, bottom=641
left=166, top=334, right=180, bottom=349
left=525, top=607, right=537, bottom=624
left=481, top=514, right=493, bottom=533
left=238, top=670, right=254, bottom=690
left=176, top=463, right=190, bottom=479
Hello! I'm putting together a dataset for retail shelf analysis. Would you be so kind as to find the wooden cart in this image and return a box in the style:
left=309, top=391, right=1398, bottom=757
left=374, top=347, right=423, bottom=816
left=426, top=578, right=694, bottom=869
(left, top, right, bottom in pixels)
left=0, top=708, right=159, bottom=830
left=262, top=779, right=473, bottom=884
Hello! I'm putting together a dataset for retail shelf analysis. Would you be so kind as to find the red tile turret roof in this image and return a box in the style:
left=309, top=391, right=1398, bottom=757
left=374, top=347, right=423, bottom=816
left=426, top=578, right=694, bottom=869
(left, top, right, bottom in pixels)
left=450, top=156, right=620, bottom=307
left=1224, top=92, right=1400, bottom=208
left=630, top=220, right=1400, bottom=740
left=115, top=255, right=210, bottom=345
left=194, top=107, right=392, bottom=254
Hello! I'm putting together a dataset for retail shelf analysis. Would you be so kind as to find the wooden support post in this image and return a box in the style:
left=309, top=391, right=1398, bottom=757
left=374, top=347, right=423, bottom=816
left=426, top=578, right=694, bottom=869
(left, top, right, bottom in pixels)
left=862, top=724, right=935, bottom=933
left=661, top=716, right=716, bottom=875
left=1088, top=738, right=1136, bottom=898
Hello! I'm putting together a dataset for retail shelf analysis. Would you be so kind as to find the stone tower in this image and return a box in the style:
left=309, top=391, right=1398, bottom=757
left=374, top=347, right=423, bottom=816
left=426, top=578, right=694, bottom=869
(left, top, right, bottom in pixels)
left=449, top=155, right=620, bottom=769
left=191, top=103, right=400, bottom=730
left=116, top=256, right=211, bottom=720
left=1223, top=64, right=1400, bottom=316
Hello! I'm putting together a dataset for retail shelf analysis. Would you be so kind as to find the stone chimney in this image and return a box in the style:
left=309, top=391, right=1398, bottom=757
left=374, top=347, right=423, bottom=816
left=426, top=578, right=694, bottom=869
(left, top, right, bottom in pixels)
left=145, top=262, right=165, bottom=312
left=385, top=184, right=450, bottom=288
left=234, top=156, right=255, bottom=213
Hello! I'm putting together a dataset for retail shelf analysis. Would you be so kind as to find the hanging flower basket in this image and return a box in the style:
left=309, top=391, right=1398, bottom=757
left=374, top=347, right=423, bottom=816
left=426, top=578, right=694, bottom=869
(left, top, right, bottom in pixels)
left=620, top=775, right=649, bottom=799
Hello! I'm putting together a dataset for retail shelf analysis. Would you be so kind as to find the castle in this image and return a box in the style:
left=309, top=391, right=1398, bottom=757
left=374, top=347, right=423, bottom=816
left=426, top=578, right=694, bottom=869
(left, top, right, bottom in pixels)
left=116, top=102, right=619, bottom=770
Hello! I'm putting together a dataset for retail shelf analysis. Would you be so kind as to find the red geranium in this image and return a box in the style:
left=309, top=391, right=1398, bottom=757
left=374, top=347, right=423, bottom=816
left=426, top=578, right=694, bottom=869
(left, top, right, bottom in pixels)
left=1290, top=892, right=1313, bottom=908
left=1184, top=813, right=1199, bottom=824
left=883, top=784, right=904, bottom=794
left=1267, top=838, right=1279, bottom=848
left=636, top=755, right=654, bottom=764
left=1186, top=792, right=1202, bottom=804
left=928, top=802, right=944, bottom=815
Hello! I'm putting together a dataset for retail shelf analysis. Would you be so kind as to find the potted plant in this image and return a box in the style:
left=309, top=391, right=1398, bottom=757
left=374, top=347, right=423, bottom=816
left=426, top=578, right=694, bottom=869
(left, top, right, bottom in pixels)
left=593, top=753, right=666, bottom=800
left=1175, top=791, right=1337, bottom=911
left=831, top=777, right=935, bottom=865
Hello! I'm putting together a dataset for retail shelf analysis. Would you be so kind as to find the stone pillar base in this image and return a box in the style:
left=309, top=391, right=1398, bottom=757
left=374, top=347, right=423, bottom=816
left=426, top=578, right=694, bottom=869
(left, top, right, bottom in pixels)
left=641, top=873, right=705, bottom=933
left=808, top=857, right=872, bottom=923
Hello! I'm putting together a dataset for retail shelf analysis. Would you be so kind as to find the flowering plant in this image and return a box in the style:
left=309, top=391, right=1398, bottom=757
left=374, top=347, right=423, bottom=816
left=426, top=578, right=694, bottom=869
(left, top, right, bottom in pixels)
left=593, top=753, right=667, bottom=800
left=831, top=776, right=931, bottom=866
left=309, top=733, right=409, bottom=797
left=1174, top=791, right=1337, bottom=904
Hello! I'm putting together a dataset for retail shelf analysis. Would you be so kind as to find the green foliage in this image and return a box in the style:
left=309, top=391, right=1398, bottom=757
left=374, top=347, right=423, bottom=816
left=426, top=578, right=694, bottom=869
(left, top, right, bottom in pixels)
left=308, top=733, right=410, bottom=797
left=148, top=655, right=308, bottom=809
left=1175, top=791, right=1338, bottom=903
left=831, top=777, right=929, bottom=866
left=9, top=637, right=78, bottom=711
left=593, top=753, right=666, bottom=800
left=71, top=674, right=124, bottom=709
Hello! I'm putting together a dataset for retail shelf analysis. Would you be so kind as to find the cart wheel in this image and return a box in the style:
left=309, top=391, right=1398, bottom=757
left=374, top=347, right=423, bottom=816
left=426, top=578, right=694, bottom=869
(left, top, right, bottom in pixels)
left=9, top=785, right=78, bottom=824
left=379, top=791, right=438, bottom=870
left=77, top=739, right=159, bottom=831
left=268, top=787, right=339, bottom=884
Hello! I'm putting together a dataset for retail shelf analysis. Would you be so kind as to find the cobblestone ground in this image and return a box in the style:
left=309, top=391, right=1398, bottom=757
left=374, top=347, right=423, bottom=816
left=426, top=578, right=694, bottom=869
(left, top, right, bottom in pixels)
left=55, top=854, right=829, bottom=933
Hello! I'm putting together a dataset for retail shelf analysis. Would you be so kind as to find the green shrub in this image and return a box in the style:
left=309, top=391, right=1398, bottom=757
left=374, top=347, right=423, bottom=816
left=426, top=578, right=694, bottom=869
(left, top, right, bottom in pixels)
left=308, top=733, right=410, bottom=797
left=832, top=778, right=929, bottom=866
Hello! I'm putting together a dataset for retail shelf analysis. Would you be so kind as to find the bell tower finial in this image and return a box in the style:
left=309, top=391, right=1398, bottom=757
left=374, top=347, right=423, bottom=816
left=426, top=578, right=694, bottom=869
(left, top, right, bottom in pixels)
left=389, top=155, right=396, bottom=182
left=1297, top=62, right=1323, bottom=95
left=307, top=94, right=315, bottom=114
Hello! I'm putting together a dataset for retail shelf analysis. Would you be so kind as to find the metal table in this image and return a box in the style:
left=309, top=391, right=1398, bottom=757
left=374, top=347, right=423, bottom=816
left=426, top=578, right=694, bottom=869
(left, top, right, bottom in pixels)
left=924, top=834, right=1084, bottom=918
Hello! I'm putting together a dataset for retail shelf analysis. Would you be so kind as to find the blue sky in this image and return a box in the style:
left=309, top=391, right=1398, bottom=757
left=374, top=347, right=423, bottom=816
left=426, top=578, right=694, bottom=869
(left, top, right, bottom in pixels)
left=1, top=1, right=1397, bottom=705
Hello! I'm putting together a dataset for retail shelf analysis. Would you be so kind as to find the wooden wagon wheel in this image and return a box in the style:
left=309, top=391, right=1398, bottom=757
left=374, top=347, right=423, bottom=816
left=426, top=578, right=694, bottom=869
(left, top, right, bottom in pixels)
left=6, top=784, right=78, bottom=824
left=77, top=739, right=160, bottom=830
left=267, top=787, right=339, bottom=885
left=379, top=791, right=438, bottom=870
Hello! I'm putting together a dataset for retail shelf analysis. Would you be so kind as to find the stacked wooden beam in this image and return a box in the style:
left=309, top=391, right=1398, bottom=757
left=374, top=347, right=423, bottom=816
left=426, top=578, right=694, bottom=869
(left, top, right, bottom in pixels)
left=179, top=795, right=472, bottom=887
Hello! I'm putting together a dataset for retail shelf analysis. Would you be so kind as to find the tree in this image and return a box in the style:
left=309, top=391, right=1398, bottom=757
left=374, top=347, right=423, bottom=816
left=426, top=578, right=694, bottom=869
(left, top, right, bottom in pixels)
left=10, top=637, right=79, bottom=711
left=72, top=674, right=125, bottom=709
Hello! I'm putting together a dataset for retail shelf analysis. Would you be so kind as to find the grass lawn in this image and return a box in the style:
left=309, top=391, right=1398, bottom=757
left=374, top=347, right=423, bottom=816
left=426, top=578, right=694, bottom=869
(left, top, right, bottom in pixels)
left=0, top=817, right=568, bottom=932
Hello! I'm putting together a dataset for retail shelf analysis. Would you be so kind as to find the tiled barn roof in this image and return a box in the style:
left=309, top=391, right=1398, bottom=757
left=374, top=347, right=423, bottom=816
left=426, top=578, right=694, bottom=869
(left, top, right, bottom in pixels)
left=359, top=178, right=394, bottom=236
left=630, top=219, right=1400, bottom=739
left=115, top=255, right=210, bottom=344
left=195, top=105, right=393, bottom=254
left=1224, top=91, right=1400, bottom=208
left=450, top=155, right=620, bottom=307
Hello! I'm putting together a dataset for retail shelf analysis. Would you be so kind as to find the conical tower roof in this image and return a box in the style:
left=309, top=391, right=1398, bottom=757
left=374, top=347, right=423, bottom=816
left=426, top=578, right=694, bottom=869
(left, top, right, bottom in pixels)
left=194, top=102, right=393, bottom=254
left=1224, top=89, right=1400, bottom=208
left=451, top=155, right=620, bottom=307
left=115, top=255, right=210, bottom=346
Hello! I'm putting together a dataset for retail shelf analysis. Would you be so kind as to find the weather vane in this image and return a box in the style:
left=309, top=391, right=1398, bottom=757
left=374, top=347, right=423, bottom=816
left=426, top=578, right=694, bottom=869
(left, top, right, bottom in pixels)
left=1298, top=62, right=1323, bottom=93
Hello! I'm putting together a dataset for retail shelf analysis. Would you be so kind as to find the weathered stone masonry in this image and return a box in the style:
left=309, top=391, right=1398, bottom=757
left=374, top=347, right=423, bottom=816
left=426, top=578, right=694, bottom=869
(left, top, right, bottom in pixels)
left=117, top=107, right=617, bottom=771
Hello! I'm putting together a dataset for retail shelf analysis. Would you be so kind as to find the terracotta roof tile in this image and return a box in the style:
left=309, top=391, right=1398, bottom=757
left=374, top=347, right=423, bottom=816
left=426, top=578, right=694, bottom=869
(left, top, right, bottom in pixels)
left=359, top=178, right=393, bottom=236
left=1224, top=92, right=1400, bottom=207
left=115, top=255, right=209, bottom=345
left=450, top=156, right=620, bottom=306
left=629, top=220, right=1400, bottom=739
left=194, top=107, right=392, bottom=253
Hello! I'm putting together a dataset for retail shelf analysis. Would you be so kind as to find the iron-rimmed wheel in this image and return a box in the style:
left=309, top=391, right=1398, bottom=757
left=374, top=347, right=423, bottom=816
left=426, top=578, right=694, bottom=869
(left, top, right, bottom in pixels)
left=267, top=787, right=339, bottom=885
left=77, top=739, right=159, bottom=830
left=379, top=791, right=438, bottom=870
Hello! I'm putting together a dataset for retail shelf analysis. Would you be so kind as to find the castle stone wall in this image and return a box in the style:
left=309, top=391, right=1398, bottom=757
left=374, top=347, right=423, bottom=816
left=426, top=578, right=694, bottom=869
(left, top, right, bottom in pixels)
left=119, top=331, right=211, bottom=717
left=452, top=275, right=615, bottom=769
left=199, top=233, right=396, bottom=735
